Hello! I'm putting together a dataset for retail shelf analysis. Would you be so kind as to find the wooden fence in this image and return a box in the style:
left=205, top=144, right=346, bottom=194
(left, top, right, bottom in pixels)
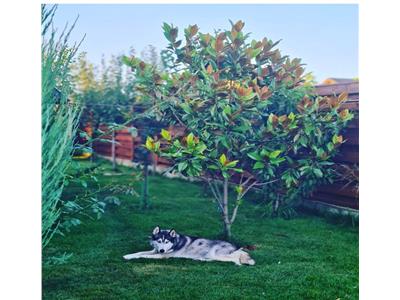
left=93, top=126, right=137, bottom=161
left=92, top=82, right=359, bottom=210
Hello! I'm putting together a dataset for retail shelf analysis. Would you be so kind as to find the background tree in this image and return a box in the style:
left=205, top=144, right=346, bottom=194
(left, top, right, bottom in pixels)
left=124, top=21, right=353, bottom=238
left=71, top=51, right=138, bottom=169
left=72, top=53, right=133, bottom=130
left=71, top=44, right=161, bottom=132
left=141, top=44, right=162, bottom=70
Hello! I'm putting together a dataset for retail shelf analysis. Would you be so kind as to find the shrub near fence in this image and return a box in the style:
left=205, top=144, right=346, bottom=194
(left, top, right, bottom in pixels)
left=91, top=82, right=359, bottom=209
left=309, top=81, right=359, bottom=209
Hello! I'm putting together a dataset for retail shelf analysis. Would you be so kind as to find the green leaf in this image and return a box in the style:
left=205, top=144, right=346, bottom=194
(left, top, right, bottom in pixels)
left=223, top=105, right=232, bottom=115
left=327, top=142, right=334, bottom=152
left=235, top=185, right=243, bottom=195
left=162, top=22, right=171, bottom=35
left=186, top=133, right=194, bottom=147
left=240, top=92, right=256, bottom=101
left=269, top=150, right=282, bottom=159
left=192, top=161, right=202, bottom=172
left=180, top=103, right=192, bottom=114
left=253, top=161, right=265, bottom=169
left=320, top=161, right=334, bottom=166
left=195, top=143, right=207, bottom=153
left=251, top=47, right=263, bottom=58
left=313, top=168, right=323, bottom=178
left=145, top=137, right=154, bottom=151
left=154, top=141, right=160, bottom=152
left=173, top=140, right=181, bottom=148
left=270, top=157, right=285, bottom=165
left=161, top=129, right=171, bottom=141
left=219, top=154, right=227, bottom=165
left=247, top=151, right=261, bottom=161
left=260, top=149, right=269, bottom=157
left=178, top=161, right=188, bottom=172
left=206, top=46, right=217, bottom=58
left=225, top=160, right=239, bottom=168
left=299, top=136, right=308, bottom=147
left=208, top=164, right=219, bottom=170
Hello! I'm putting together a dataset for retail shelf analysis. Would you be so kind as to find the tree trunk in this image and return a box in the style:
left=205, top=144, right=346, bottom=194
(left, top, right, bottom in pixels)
left=222, top=177, right=231, bottom=239
left=223, top=221, right=231, bottom=239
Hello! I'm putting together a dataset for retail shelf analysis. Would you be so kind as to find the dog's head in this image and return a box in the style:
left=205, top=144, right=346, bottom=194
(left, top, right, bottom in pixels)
left=150, top=226, right=177, bottom=254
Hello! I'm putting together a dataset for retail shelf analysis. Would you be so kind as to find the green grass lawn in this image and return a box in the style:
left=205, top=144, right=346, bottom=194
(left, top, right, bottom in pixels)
left=43, top=161, right=358, bottom=300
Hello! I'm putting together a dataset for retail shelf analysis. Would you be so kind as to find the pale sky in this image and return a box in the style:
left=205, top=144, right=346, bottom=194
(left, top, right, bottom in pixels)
left=53, top=4, right=358, bottom=82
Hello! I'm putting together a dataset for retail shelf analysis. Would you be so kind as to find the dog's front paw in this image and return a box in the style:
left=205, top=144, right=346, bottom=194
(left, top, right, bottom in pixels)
left=123, top=254, right=137, bottom=260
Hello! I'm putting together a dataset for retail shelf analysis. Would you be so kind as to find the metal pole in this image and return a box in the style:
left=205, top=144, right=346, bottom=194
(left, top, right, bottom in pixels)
left=142, top=161, right=149, bottom=208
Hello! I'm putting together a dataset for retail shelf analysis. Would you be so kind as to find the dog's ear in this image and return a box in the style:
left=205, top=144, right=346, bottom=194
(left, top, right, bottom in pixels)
left=169, top=229, right=176, bottom=238
left=152, top=226, right=160, bottom=235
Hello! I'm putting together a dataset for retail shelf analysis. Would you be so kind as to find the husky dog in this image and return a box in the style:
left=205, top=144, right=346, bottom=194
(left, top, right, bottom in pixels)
left=123, top=226, right=255, bottom=266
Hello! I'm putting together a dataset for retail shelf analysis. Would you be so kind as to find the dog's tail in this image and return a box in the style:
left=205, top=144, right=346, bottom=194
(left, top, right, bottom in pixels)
left=241, top=245, right=257, bottom=251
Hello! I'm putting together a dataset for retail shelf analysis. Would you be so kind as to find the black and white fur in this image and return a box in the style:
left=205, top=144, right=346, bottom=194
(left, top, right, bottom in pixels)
left=123, top=226, right=255, bottom=266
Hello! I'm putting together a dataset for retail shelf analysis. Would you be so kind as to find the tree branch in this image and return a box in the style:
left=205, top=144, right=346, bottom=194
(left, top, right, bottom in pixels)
left=230, top=202, right=240, bottom=224
left=205, top=179, right=224, bottom=212
left=229, top=178, right=279, bottom=224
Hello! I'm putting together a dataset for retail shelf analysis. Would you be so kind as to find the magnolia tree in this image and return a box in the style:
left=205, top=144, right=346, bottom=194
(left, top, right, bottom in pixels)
left=123, top=21, right=353, bottom=238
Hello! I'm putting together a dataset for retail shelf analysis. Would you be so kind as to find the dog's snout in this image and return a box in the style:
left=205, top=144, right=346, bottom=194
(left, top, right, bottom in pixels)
left=159, top=249, right=165, bottom=253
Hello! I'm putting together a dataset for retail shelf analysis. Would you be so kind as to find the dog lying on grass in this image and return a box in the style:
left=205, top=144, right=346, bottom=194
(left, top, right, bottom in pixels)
left=123, top=226, right=255, bottom=266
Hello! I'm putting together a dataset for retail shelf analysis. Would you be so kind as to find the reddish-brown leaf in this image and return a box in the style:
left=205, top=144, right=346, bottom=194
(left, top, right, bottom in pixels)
left=213, top=72, right=220, bottom=81
left=215, top=39, right=224, bottom=52
left=295, top=67, right=304, bottom=78
left=233, top=20, right=245, bottom=32
left=231, top=29, right=238, bottom=40
left=215, top=33, right=226, bottom=52
left=206, top=64, right=214, bottom=74
left=190, top=24, right=199, bottom=37
left=338, top=92, right=348, bottom=104
left=339, top=109, right=349, bottom=119
left=170, top=28, right=178, bottom=42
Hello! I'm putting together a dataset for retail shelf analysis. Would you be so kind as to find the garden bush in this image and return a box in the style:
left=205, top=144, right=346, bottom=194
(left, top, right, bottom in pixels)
left=123, top=20, right=353, bottom=238
left=41, top=5, right=82, bottom=248
left=42, top=6, right=133, bottom=250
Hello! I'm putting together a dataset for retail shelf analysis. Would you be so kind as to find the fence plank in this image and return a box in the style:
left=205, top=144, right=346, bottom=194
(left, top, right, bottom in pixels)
left=315, top=82, right=359, bottom=97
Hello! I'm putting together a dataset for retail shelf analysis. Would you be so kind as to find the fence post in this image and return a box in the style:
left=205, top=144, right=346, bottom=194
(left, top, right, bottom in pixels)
left=90, top=139, right=94, bottom=162
left=111, top=130, right=116, bottom=170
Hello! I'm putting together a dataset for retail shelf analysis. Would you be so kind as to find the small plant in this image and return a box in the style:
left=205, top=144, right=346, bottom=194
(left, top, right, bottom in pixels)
left=124, top=20, right=353, bottom=238
left=43, top=252, right=73, bottom=266
left=59, top=162, right=140, bottom=233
